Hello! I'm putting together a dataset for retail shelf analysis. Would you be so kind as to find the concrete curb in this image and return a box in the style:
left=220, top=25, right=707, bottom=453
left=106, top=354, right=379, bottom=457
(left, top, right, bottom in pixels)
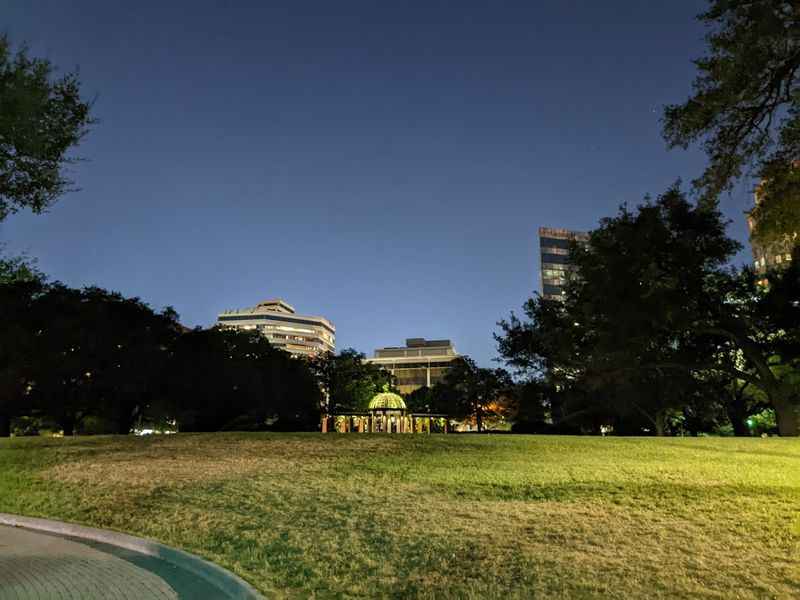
left=0, top=513, right=265, bottom=600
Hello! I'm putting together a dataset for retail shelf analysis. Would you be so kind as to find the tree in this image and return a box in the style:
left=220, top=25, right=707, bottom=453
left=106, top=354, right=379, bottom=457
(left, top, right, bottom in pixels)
left=498, top=187, right=742, bottom=435
left=158, top=327, right=322, bottom=432
left=0, top=278, right=45, bottom=436
left=0, top=35, right=94, bottom=220
left=435, top=357, right=512, bottom=432
left=662, top=1, right=800, bottom=244
left=307, top=349, right=394, bottom=413
left=499, top=186, right=800, bottom=435
left=25, top=284, right=99, bottom=435
left=78, top=288, right=181, bottom=434
left=701, top=370, right=768, bottom=436
left=700, top=257, right=800, bottom=435
left=509, top=380, right=553, bottom=433
left=0, top=251, right=46, bottom=435
left=0, top=248, right=45, bottom=284
left=404, top=385, right=438, bottom=412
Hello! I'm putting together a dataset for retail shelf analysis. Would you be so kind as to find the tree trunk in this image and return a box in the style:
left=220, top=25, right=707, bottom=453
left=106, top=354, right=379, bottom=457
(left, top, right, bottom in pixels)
left=725, top=399, right=750, bottom=436
left=773, top=392, right=800, bottom=437
left=115, top=400, right=137, bottom=435
left=654, top=411, right=666, bottom=436
left=61, top=415, right=75, bottom=436
left=728, top=412, right=750, bottom=436
left=0, top=411, right=10, bottom=437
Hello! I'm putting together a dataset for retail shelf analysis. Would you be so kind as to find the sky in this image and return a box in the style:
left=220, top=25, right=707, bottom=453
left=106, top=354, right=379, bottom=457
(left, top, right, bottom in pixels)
left=2, top=1, right=757, bottom=366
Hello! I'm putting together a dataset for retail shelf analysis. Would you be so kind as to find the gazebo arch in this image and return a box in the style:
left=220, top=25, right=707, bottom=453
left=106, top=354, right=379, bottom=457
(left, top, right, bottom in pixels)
left=321, top=391, right=448, bottom=434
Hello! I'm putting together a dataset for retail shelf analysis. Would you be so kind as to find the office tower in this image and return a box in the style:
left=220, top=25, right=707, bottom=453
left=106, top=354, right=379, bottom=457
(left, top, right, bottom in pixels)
left=538, top=227, right=589, bottom=300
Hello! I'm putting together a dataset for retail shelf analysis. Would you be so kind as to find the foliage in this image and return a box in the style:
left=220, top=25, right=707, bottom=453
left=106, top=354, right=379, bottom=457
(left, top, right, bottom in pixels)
left=662, top=0, right=800, bottom=252
left=499, top=185, right=800, bottom=435
left=430, top=357, right=512, bottom=432
left=0, top=280, right=322, bottom=436
left=509, top=380, right=553, bottom=433
left=663, top=2, right=800, bottom=202
left=158, top=327, right=321, bottom=432
left=748, top=408, right=779, bottom=435
left=0, top=247, right=45, bottom=284
left=0, top=35, right=94, bottom=220
left=0, top=277, right=46, bottom=436
left=701, top=254, right=800, bottom=434
left=307, top=348, right=394, bottom=413
left=499, top=186, right=742, bottom=435
left=403, top=385, right=439, bottom=412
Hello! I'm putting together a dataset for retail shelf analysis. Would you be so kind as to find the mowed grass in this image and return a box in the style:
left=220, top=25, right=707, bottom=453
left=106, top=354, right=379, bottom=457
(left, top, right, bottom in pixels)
left=1, top=434, right=799, bottom=599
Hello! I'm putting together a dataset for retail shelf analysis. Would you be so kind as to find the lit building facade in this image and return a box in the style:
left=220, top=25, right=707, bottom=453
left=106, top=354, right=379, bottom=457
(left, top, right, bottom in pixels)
left=217, top=299, right=335, bottom=357
left=747, top=186, right=797, bottom=279
left=538, top=227, right=589, bottom=301
left=366, top=338, right=460, bottom=395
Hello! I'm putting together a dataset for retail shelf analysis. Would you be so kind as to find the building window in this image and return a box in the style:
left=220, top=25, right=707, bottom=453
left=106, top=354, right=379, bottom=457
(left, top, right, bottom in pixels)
left=541, top=246, right=570, bottom=256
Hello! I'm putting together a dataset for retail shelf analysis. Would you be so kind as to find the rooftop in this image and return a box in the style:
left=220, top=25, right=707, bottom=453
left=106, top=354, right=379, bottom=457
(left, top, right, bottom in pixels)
left=376, top=338, right=454, bottom=350
left=217, top=298, right=335, bottom=331
left=368, top=392, right=407, bottom=411
left=255, top=298, right=295, bottom=314
left=538, top=227, right=590, bottom=241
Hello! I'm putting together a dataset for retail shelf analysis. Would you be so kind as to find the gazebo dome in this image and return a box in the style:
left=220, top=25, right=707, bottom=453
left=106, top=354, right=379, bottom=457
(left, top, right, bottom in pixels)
left=368, top=392, right=406, bottom=411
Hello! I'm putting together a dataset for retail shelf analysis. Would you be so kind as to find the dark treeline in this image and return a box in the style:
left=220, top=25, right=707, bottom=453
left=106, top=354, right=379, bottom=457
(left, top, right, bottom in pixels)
left=0, top=271, right=322, bottom=437
left=497, top=188, right=800, bottom=437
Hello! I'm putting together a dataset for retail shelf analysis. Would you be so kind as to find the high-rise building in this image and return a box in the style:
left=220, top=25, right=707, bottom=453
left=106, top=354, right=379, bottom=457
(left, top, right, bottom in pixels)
left=747, top=185, right=797, bottom=279
left=217, top=298, right=335, bottom=357
left=538, top=227, right=589, bottom=301
left=365, top=338, right=460, bottom=395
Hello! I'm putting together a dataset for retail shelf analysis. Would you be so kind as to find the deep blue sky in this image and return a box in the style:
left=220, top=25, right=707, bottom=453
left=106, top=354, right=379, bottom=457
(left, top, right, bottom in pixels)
left=3, top=1, right=756, bottom=366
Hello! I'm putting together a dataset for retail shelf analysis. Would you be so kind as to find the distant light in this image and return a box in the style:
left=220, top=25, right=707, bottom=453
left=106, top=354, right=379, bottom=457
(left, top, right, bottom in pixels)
left=747, top=418, right=754, bottom=427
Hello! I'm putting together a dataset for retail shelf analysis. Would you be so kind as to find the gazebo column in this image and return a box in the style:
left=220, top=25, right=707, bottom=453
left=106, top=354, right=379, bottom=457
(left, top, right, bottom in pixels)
left=444, top=419, right=448, bottom=434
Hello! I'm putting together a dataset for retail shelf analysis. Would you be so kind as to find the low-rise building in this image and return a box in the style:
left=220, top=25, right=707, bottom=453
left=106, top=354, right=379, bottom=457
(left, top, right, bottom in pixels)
left=217, top=298, right=335, bottom=357
left=366, top=338, right=460, bottom=395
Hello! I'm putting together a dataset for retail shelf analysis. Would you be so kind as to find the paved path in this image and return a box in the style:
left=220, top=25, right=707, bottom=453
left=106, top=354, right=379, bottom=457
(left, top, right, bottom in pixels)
left=0, top=525, right=223, bottom=599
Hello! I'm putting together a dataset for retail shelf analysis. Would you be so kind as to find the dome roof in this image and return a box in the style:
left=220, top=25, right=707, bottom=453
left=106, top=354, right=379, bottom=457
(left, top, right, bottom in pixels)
left=368, top=392, right=406, bottom=411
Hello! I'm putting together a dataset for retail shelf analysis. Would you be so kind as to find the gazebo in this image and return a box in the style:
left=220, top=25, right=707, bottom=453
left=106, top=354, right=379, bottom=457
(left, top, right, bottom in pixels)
left=321, top=391, right=449, bottom=434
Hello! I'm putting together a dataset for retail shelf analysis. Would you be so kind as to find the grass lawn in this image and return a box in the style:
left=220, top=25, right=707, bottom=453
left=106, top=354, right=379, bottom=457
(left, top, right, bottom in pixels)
left=1, top=433, right=799, bottom=599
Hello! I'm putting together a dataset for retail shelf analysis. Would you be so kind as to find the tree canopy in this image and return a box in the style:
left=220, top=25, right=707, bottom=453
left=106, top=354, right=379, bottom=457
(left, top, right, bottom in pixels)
left=307, top=349, right=395, bottom=413
left=662, top=0, right=800, bottom=245
left=498, top=186, right=800, bottom=435
left=0, top=280, right=323, bottom=436
left=0, top=35, right=94, bottom=220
